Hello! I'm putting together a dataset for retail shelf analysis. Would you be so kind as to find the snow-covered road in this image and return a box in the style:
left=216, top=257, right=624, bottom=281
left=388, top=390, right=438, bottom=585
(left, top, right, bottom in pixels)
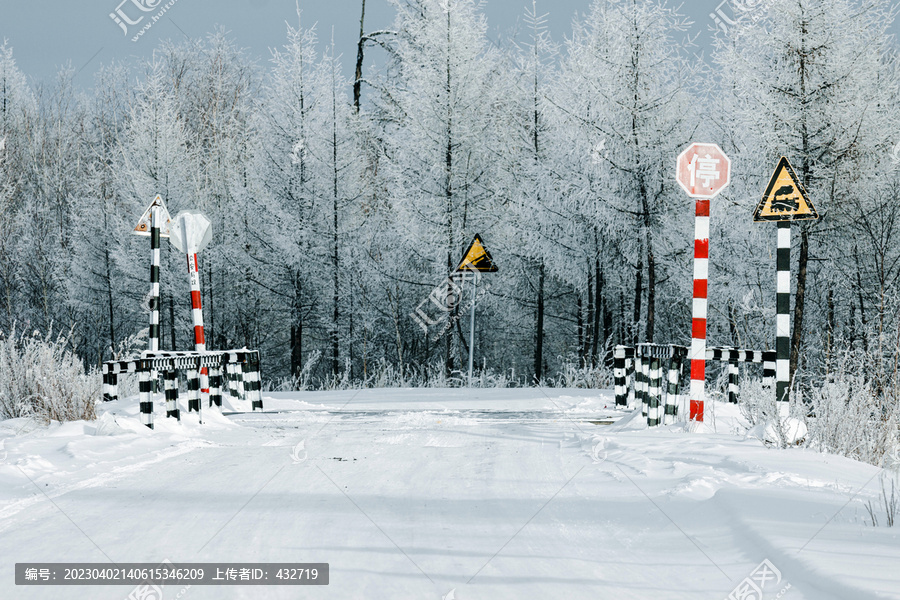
left=1, top=388, right=898, bottom=599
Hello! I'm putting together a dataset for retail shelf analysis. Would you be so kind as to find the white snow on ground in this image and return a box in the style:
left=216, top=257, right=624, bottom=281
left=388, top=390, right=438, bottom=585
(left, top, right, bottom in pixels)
left=1, top=388, right=898, bottom=599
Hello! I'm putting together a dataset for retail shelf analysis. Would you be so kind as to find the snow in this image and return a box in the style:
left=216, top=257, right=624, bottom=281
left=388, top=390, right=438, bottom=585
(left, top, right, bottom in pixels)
left=1, top=389, right=898, bottom=599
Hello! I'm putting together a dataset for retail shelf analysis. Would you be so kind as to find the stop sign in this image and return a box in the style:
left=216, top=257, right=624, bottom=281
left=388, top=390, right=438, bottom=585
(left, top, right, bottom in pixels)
left=676, top=143, right=731, bottom=199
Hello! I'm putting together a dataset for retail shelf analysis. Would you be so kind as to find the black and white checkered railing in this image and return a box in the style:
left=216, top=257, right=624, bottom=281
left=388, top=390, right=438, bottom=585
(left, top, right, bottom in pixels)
left=102, top=349, right=263, bottom=429
left=614, top=344, right=688, bottom=427
left=614, top=344, right=773, bottom=427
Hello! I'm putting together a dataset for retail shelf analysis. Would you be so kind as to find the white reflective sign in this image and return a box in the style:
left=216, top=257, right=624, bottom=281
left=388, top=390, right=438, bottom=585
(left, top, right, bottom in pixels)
left=169, top=210, right=212, bottom=254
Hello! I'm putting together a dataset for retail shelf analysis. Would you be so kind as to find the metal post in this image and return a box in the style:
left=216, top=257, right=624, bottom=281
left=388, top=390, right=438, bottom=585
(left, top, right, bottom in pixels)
left=139, top=367, right=153, bottom=429
left=164, top=370, right=180, bottom=420
left=614, top=345, right=630, bottom=407
left=187, top=367, right=202, bottom=424
left=149, top=205, right=160, bottom=393
left=776, top=221, right=791, bottom=417
left=690, top=198, right=711, bottom=422
left=184, top=231, right=210, bottom=400
left=149, top=205, right=160, bottom=353
left=468, top=274, right=476, bottom=387
left=664, top=351, right=680, bottom=424
left=763, top=351, right=776, bottom=388
left=209, top=366, right=223, bottom=408
left=648, top=356, right=661, bottom=427
left=728, top=359, right=740, bottom=404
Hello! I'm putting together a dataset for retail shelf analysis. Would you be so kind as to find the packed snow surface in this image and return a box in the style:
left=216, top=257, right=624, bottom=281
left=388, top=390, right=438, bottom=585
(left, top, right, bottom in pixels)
left=1, top=388, right=898, bottom=599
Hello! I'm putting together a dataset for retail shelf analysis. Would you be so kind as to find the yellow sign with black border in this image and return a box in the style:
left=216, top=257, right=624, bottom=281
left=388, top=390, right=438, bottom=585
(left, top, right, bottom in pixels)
left=455, top=234, right=498, bottom=273
left=753, top=157, right=818, bottom=222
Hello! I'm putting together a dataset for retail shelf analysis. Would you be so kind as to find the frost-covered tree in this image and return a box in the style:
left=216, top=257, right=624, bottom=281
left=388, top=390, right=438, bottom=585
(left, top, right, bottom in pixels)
left=713, top=0, right=899, bottom=381
left=67, top=62, right=134, bottom=363
left=0, top=42, right=35, bottom=330
left=114, top=59, right=199, bottom=352
left=376, top=0, right=504, bottom=373
left=254, top=17, right=367, bottom=379
left=553, top=0, right=698, bottom=346
left=15, top=67, right=82, bottom=332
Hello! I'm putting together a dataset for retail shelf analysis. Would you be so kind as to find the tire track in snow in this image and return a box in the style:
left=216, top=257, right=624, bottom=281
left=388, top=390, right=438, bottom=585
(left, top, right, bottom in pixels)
left=0, top=439, right=210, bottom=528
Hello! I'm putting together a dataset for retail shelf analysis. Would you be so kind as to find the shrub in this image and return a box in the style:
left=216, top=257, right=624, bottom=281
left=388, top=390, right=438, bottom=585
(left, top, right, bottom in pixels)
left=0, top=326, right=99, bottom=423
left=803, top=350, right=900, bottom=467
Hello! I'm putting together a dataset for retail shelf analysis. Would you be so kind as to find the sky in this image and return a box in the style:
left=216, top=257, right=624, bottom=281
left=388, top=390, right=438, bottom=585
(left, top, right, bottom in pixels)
left=0, top=0, right=759, bottom=91
left=4, top=1, right=898, bottom=92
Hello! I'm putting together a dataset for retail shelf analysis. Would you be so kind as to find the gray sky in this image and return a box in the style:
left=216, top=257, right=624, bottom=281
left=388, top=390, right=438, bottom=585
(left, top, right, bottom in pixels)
left=0, top=1, right=835, bottom=90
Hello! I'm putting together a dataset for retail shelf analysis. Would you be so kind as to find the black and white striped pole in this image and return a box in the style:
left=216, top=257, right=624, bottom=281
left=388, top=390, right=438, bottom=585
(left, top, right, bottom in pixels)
left=775, top=222, right=791, bottom=415
left=614, top=345, right=635, bottom=408
left=139, top=368, right=153, bottom=429
left=753, top=157, right=818, bottom=418
left=134, top=195, right=171, bottom=393
left=149, top=207, right=161, bottom=353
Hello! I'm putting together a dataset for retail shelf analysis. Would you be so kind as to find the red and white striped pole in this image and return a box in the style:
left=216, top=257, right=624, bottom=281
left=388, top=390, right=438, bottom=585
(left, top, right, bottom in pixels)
left=172, top=210, right=213, bottom=403
left=675, top=143, right=731, bottom=426
left=187, top=252, right=209, bottom=395
left=689, top=198, right=710, bottom=421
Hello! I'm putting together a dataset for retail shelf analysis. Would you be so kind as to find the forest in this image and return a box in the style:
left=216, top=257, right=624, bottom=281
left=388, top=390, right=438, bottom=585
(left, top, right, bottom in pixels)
left=0, top=0, right=898, bottom=398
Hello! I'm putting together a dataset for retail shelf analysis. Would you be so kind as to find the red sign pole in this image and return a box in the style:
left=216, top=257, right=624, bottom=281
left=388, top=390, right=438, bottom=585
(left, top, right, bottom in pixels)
left=675, top=143, right=730, bottom=426
left=689, top=198, right=710, bottom=421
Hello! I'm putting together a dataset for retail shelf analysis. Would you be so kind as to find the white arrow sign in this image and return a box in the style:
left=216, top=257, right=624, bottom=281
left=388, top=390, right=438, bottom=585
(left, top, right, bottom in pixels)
left=169, top=210, right=212, bottom=254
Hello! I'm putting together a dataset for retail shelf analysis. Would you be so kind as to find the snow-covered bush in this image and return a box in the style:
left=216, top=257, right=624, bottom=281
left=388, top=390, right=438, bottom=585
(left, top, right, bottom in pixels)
left=738, top=378, right=779, bottom=428
left=803, top=351, right=900, bottom=467
left=0, top=327, right=99, bottom=423
left=271, top=350, right=322, bottom=392
left=552, top=355, right=612, bottom=389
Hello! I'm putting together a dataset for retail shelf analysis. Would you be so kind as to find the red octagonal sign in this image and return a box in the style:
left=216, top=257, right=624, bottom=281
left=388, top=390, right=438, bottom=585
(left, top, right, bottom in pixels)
left=676, top=143, right=731, bottom=199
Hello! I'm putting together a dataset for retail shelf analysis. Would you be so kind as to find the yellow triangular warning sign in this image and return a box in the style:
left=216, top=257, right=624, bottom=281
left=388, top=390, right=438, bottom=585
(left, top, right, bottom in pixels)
left=133, top=195, right=172, bottom=237
left=455, top=234, right=498, bottom=273
left=753, top=157, right=819, bottom=222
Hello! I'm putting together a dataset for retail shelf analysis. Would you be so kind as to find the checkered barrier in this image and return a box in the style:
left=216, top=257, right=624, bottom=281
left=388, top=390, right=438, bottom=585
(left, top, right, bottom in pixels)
left=614, top=344, right=688, bottom=426
left=613, top=346, right=635, bottom=408
left=613, top=344, right=773, bottom=426
left=101, top=349, right=263, bottom=429
left=705, top=348, right=776, bottom=403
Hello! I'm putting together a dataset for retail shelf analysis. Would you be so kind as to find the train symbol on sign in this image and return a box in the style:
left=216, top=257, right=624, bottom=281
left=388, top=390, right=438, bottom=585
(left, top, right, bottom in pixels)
left=770, top=185, right=800, bottom=213
left=753, top=157, right=819, bottom=222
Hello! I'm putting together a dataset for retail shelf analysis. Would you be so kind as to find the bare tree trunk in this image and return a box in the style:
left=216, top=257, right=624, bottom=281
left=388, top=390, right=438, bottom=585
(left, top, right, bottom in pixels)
left=104, top=243, right=116, bottom=354
left=592, top=259, right=602, bottom=365
left=168, top=297, right=176, bottom=351
left=646, top=233, right=655, bottom=343
left=790, top=11, right=810, bottom=387
left=353, top=0, right=366, bottom=112
left=443, top=7, right=454, bottom=377
left=790, top=227, right=809, bottom=380
left=577, top=295, right=584, bottom=356
left=206, top=265, right=215, bottom=349
left=291, top=275, right=302, bottom=379
left=534, top=261, right=545, bottom=383
left=825, top=288, right=835, bottom=373
left=584, top=265, right=594, bottom=361
left=331, top=54, right=341, bottom=375
left=632, top=254, right=643, bottom=345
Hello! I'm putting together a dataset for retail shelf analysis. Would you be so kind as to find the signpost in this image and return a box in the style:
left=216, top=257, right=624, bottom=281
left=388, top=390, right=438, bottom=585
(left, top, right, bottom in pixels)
left=170, top=210, right=213, bottom=411
left=133, top=196, right=172, bottom=405
left=133, top=195, right=172, bottom=355
left=676, top=143, right=731, bottom=424
left=753, top=157, right=818, bottom=416
left=454, top=234, right=497, bottom=386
